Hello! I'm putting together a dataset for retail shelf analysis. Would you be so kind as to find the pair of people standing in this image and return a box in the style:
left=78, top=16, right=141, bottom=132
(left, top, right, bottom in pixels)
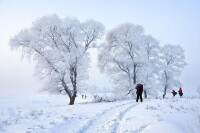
left=171, top=87, right=183, bottom=97
left=81, top=95, right=87, bottom=99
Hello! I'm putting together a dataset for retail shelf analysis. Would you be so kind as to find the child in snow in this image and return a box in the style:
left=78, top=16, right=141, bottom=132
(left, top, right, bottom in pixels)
left=136, top=84, right=143, bottom=102
left=171, top=90, right=177, bottom=97
left=178, top=87, right=183, bottom=97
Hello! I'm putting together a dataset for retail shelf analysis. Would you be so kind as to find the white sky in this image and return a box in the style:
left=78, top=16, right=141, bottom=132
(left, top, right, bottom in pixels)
left=0, top=0, right=200, bottom=98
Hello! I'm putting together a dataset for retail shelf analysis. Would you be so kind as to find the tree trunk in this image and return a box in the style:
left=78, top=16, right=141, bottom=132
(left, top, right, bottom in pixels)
left=69, top=96, right=76, bottom=105
left=144, top=90, right=147, bottom=99
left=128, top=73, right=133, bottom=91
left=163, top=85, right=167, bottom=98
left=69, top=89, right=77, bottom=105
left=61, top=77, right=75, bottom=105
left=133, top=64, right=137, bottom=84
left=163, top=70, right=168, bottom=99
left=69, top=65, right=77, bottom=105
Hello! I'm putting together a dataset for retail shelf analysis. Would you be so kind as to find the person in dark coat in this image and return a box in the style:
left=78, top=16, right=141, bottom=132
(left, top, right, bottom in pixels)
left=178, top=87, right=183, bottom=97
left=171, top=90, right=177, bottom=97
left=136, top=84, right=143, bottom=102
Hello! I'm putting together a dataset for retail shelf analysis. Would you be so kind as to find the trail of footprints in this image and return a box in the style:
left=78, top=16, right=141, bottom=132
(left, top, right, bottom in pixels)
left=78, top=101, right=136, bottom=133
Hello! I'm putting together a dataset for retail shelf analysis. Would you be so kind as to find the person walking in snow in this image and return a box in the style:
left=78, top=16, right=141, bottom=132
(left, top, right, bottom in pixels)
left=171, top=90, right=177, bottom=97
left=178, top=87, right=183, bottom=97
left=136, top=84, right=143, bottom=102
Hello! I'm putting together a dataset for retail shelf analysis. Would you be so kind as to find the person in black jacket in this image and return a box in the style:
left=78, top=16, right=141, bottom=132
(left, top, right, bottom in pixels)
left=136, top=84, right=143, bottom=102
left=171, top=90, right=177, bottom=97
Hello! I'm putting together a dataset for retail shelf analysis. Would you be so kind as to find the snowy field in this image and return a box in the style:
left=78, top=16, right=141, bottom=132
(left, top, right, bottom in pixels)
left=0, top=95, right=200, bottom=133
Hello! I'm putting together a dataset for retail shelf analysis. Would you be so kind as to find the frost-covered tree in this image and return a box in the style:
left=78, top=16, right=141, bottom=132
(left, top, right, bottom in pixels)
left=160, top=44, right=187, bottom=98
left=197, top=87, right=200, bottom=97
left=10, top=15, right=105, bottom=105
left=98, top=23, right=161, bottom=97
left=139, top=35, right=161, bottom=97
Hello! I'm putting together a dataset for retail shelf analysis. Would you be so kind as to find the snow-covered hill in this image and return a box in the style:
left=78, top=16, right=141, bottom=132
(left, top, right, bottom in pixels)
left=0, top=95, right=200, bottom=133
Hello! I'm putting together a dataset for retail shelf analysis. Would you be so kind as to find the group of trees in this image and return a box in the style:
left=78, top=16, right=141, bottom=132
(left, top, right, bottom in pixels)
left=10, top=15, right=186, bottom=105
left=98, top=23, right=186, bottom=98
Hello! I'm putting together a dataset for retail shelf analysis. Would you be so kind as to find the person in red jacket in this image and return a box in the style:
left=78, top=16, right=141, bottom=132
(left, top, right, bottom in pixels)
left=178, top=87, right=183, bottom=97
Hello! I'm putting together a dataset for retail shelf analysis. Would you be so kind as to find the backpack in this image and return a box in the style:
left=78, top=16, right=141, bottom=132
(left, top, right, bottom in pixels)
left=137, top=84, right=143, bottom=91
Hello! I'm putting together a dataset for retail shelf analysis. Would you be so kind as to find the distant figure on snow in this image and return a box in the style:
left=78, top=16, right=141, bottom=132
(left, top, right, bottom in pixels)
left=136, top=84, right=143, bottom=102
left=85, top=95, right=87, bottom=99
left=171, top=90, right=177, bottom=97
left=178, top=87, right=183, bottom=97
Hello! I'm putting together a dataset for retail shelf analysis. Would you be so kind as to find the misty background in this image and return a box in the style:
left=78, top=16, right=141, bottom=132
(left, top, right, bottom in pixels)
left=0, top=0, right=200, bottom=98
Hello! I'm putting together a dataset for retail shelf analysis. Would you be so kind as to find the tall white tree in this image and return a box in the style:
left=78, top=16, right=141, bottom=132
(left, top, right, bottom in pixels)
left=160, top=44, right=187, bottom=98
left=10, top=15, right=105, bottom=105
left=139, top=35, right=161, bottom=97
left=98, top=23, right=161, bottom=97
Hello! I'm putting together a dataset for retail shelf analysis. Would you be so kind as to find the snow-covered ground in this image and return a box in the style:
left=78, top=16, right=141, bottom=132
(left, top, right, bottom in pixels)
left=0, top=95, right=200, bottom=133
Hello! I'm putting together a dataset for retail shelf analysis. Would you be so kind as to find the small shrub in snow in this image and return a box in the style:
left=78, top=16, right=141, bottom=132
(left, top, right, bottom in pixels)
left=169, top=104, right=174, bottom=109
left=92, top=94, right=119, bottom=103
left=1, top=120, right=9, bottom=126
left=49, top=121, right=56, bottom=125
left=37, top=125, right=45, bottom=129
left=145, top=105, right=157, bottom=110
